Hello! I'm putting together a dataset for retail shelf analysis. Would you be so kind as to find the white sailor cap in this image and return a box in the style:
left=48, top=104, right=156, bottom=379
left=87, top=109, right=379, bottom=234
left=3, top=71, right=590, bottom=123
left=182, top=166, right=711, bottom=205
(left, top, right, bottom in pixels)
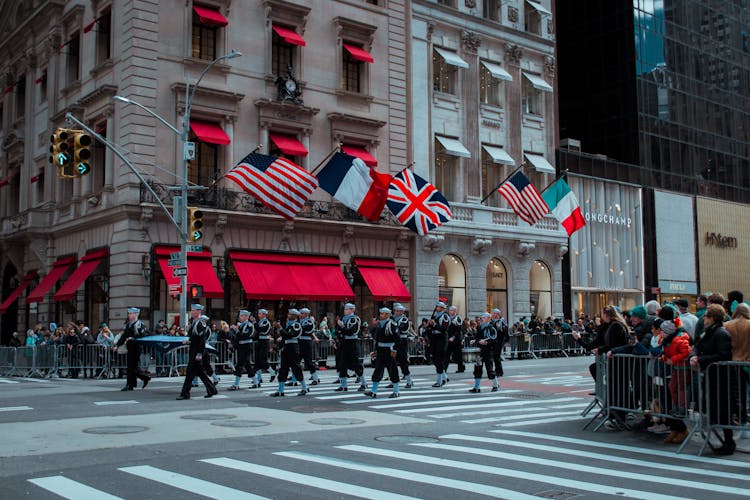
left=435, top=301, right=447, bottom=308
left=191, top=304, right=204, bottom=311
left=379, top=307, right=392, bottom=314
left=239, top=310, right=250, bottom=316
left=344, top=303, right=356, bottom=310
left=200, top=315, right=209, bottom=321
left=491, top=308, right=501, bottom=314
left=287, top=308, right=300, bottom=316
left=299, top=308, right=311, bottom=314
left=258, top=309, right=268, bottom=315
left=448, top=305, right=458, bottom=312
left=127, top=307, right=140, bottom=314
left=393, top=303, right=405, bottom=312
left=480, top=312, right=491, bottom=318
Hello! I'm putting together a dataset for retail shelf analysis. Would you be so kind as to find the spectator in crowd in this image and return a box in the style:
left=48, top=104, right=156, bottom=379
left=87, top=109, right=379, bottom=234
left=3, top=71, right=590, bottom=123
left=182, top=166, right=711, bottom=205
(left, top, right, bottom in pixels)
left=78, top=326, right=96, bottom=378
left=694, top=293, right=726, bottom=340
left=724, top=302, right=750, bottom=439
left=645, top=300, right=661, bottom=317
left=695, top=295, right=708, bottom=319
left=318, top=317, right=332, bottom=339
left=674, top=298, right=698, bottom=341
left=64, top=326, right=81, bottom=378
left=97, top=323, right=114, bottom=349
left=9, top=332, right=22, bottom=347
left=656, top=314, right=692, bottom=445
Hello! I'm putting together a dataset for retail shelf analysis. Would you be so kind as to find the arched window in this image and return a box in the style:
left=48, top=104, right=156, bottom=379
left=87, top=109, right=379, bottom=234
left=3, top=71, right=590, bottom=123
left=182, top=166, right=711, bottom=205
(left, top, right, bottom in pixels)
left=486, top=258, right=507, bottom=316
left=530, top=260, right=551, bottom=320
left=438, top=254, right=466, bottom=316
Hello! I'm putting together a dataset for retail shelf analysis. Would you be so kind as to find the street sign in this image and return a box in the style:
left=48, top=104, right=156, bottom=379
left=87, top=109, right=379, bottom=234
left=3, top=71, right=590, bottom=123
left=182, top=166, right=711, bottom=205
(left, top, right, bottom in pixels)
left=168, top=258, right=182, bottom=267
left=173, top=267, right=188, bottom=277
left=186, top=244, right=203, bottom=252
left=168, top=284, right=182, bottom=296
left=170, top=252, right=181, bottom=260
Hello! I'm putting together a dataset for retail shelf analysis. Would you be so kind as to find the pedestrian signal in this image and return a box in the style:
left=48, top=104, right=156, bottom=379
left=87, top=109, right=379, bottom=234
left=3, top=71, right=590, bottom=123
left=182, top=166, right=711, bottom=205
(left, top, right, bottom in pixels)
left=189, top=285, right=204, bottom=298
left=188, top=207, right=204, bottom=242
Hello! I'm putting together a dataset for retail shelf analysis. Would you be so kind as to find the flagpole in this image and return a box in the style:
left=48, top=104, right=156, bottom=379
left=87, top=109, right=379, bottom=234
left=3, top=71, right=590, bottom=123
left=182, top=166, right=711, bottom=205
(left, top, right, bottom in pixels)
left=208, top=144, right=262, bottom=190
left=309, top=143, right=344, bottom=177
left=538, top=168, right=569, bottom=195
left=479, top=162, right=526, bottom=204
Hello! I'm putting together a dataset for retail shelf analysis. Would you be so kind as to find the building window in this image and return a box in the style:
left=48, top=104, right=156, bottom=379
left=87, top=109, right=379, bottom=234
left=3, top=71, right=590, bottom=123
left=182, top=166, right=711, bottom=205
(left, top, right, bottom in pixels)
left=96, top=9, right=112, bottom=64
left=530, top=260, right=551, bottom=320
left=522, top=77, right=543, bottom=115
left=438, top=254, right=466, bottom=317
left=91, top=122, right=107, bottom=192
left=437, top=0, right=456, bottom=7
left=481, top=149, right=507, bottom=207
left=271, top=27, right=296, bottom=77
left=342, top=46, right=363, bottom=92
left=189, top=139, right=219, bottom=189
left=15, top=77, right=25, bottom=119
left=435, top=152, right=457, bottom=201
left=7, top=173, right=20, bottom=216
left=486, top=258, right=508, bottom=317
left=38, top=71, right=47, bottom=103
left=433, top=50, right=457, bottom=94
left=67, top=33, right=80, bottom=84
left=192, top=11, right=217, bottom=60
left=525, top=5, right=542, bottom=35
left=483, top=0, right=500, bottom=21
left=480, top=64, right=503, bottom=106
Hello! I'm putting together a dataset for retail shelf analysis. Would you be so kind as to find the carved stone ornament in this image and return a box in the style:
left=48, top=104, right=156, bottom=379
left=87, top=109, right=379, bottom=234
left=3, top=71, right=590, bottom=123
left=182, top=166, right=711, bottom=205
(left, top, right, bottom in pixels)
left=516, top=241, right=535, bottom=258
left=504, top=44, right=523, bottom=64
left=422, top=233, right=444, bottom=251
left=557, top=244, right=569, bottom=259
left=465, top=0, right=477, bottom=8
left=462, top=31, right=481, bottom=54
left=275, top=65, right=303, bottom=105
left=507, top=5, right=519, bottom=23
left=472, top=237, right=492, bottom=255
left=544, top=55, right=556, bottom=78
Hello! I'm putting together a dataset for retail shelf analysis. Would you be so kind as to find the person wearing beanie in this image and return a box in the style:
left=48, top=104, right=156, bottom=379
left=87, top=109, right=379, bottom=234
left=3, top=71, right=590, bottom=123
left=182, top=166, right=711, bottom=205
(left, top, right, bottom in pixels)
left=673, top=298, right=698, bottom=340
left=658, top=319, right=692, bottom=445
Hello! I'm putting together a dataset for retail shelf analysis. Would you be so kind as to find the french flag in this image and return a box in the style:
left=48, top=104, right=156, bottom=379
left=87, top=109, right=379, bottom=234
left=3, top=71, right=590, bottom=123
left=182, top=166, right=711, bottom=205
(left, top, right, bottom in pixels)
left=317, top=152, right=391, bottom=222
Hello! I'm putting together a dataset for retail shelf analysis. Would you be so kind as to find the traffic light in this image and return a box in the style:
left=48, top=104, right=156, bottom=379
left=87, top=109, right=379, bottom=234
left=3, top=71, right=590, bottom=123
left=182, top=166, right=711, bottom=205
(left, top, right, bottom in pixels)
left=72, top=131, right=92, bottom=176
left=50, top=128, right=74, bottom=178
left=188, top=207, right=204, bottom=242
left=189, top=285, right=204, bottom=299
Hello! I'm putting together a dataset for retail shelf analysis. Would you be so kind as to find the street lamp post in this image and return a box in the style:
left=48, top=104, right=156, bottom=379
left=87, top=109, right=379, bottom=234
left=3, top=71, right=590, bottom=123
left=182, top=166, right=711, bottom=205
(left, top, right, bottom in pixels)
left=114, top=50, right=241, bottom=326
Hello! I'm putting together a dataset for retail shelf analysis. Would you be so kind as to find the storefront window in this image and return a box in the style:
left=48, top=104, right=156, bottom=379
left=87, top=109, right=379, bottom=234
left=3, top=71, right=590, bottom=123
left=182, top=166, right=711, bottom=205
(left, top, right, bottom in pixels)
left=486, top=258, right=508, bottom=316
left=438, top=254, right=466, bottom=317
left=530, top=260, right=551, bottom=320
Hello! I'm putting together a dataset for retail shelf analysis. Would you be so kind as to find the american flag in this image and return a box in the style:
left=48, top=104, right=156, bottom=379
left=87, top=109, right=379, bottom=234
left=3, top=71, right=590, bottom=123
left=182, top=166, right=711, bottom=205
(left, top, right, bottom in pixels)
left=386, top=169, right=452, bottom=235
left=226, top=152, right=318, bottom=219
left=497, top=171, right=549, bottom=225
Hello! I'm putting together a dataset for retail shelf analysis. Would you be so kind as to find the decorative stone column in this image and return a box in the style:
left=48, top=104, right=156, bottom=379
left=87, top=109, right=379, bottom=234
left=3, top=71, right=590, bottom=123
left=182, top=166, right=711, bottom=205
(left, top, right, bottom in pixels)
left=504, top=44, right=523, bottom=163
left=462, top=31, right=481, bottom=200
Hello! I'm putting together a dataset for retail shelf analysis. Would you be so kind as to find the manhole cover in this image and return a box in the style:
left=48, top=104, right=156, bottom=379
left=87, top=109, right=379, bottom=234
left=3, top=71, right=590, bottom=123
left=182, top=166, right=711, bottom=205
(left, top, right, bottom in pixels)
left=210, top=420, right=270, bottom=428
left=181, top=414, right=237, bottom=421
left=309, top=417, right=366, bottom=425
left=83, top=426, right=148, bottom=435
left=535, top=490, right=581, bottom=499
left=375, top=435, right=439, bottom=444
left=512, top=393, right=542, bottom=400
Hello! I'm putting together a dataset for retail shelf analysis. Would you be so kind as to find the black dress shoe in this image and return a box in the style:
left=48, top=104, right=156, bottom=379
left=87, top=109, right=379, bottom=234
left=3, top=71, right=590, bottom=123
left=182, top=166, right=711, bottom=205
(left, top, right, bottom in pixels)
left=269, top=391, right=285, bottom=397
left=204, top=393, right=214, bottom=398
left=176, top=394, right=190, bottom=400
left=491, top=386, right=499, bottom=392
left=142, top=376, right=151, bottom=389
left=121, top=386, right=133, bottom=391
left=432, top=383, right=442, bottom=388
left=469, top=388, right=481, bottom=393
left=334, top=386, right=348, bottom=392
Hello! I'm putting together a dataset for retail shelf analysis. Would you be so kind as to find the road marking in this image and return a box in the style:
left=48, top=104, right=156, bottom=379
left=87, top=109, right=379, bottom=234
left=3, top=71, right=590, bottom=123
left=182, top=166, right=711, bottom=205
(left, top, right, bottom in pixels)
left=428, top=397, right=579, bottom=418
left=338, top=445, right=694, bottom=500
left=201, top=457, right=420, bottom=500
left=0, top=378, right=19, bottom=384
left=496, top=415, right=584, bottom=427
left=367, top=395, right=513, bottom=410
left=28, top=476, right=122, bottom=500
left=440, top=434, right=750, bottom=483
left=491, top=430, right=750, bottom=469
left=344, top=392, right=513, bottom=406
left=119, top=465, right=269, bottom=500
left=93, top=401, right=138, bottom=406
left=275, top=450, right=540, bottom=499
left=460, top=403, right=585, bottom=423
left=0, top=406, right=33, bottom=412
left=397, top=397, right=578, bottom=414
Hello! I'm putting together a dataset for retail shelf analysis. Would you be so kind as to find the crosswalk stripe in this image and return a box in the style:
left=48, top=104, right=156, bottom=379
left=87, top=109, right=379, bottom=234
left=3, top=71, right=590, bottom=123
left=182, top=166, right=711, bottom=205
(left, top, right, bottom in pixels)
left=28, top=476, right=123, bottom=500
left=0, top=378, right=19, bottom=384
left=337, top=445, right=693, bottom=500
left=351, top=394, right=513, bottom=408
left=119, top=465, right=269, bottom=500
left=315, top=387, right=523, bottom=401
left=398, top=397, right=578, bottom=414
left=93, top=401, right=138, bottom=406
left=428, top=397, right=579, bottom=418
left=479, top=410, right=582, bottom=423
left=496, top=415, right=584, bottom=426
left=461, top=403, right=586, bottom=423
left=201, top=457, right=420, bottom=500
left=412, top=441, right=750, bottom=496
left=0, top=406, right=33, bottom=412
left=275, top=450, right=540, bottom=499
left=440, top=434, right=750, bottom=483
left=491, top=430, right=749, bottom=468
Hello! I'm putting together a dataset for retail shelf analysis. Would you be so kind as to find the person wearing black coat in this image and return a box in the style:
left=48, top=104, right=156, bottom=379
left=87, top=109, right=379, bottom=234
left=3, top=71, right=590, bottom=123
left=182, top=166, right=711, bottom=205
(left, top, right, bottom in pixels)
left=177, top=304, right=217, bottom=400
left=690, top=303, right=734, bottom=455
left=116, top=308, right=151, bottom=390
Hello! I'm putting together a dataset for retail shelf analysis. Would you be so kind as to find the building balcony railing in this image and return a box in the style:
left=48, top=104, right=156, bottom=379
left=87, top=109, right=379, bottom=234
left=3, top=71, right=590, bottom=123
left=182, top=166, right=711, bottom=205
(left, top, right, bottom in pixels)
left=444, top=201, right=564, bottom=239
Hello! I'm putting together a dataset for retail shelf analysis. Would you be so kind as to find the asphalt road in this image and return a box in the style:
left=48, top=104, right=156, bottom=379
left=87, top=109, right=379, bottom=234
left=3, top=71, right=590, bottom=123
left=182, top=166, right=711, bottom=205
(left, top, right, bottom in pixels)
left=1, top=355, right=748, bottom=499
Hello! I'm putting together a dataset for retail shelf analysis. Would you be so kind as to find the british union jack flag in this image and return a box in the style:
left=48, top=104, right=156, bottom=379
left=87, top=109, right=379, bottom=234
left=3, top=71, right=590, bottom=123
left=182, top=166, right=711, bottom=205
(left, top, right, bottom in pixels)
left=386, top=169, right=452, bottom=235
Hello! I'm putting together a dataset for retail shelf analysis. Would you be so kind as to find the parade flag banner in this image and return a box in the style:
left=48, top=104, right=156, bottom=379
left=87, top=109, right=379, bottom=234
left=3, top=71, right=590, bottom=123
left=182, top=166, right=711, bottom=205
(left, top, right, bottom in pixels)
left=497, top=171, right=549, bottom=225
left=316, top=152, right=391, bottom=222
left=226, top=152, right=318, bottom=220
left=387, top=169, right=452, bottom=235
left=542, top=178, right=586, bottom=236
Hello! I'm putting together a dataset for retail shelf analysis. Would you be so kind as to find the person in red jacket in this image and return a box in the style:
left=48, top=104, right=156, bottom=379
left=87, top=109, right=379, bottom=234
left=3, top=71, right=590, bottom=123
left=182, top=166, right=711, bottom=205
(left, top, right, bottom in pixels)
left=659, top=317, right=692, bottom=444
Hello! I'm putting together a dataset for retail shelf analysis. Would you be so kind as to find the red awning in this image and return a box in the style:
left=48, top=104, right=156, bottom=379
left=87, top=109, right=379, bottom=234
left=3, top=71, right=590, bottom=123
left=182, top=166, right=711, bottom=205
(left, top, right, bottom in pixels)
left=343, top=44, right=374, bottom=63
left=272, top=25, right=306, bottom=47
left=193, top=5, right=229, bottom=27
left=0, top=272, right=38, bottom=314
left=26, top=256, right=78, bottom=303
left=353, top=258, right=411, bottom=302
left=341, top=145, right=378, bottom=167
left=155, top=246, right=224, bottom=299
left=229, top=251, right=354, bottom=300
left=190, top=120, right=231, bottom=145
left=269, top=133, right=308, bottom=157
left=53, top=249, right=108, bottom=302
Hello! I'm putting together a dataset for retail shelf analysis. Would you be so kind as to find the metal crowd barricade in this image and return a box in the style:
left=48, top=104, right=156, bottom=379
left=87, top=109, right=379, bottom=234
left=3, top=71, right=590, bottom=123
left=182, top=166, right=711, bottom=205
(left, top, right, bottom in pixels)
left=358, top=337, right=375, bottom=367
left=74, top=344, right=109, bottom=378
left=508, top=334, right=532, bottom=359
left=13, top=344, right=37, bottom=377
left=561, top=333, right=584, bottom=356
left=408, top=337, right=427, bottom=363
left=0, top=346, right=16, bottom=376
left=209, top=340, right=235, bottom=374
left=315, top=339, right=332, bottom=368
left=700, top=361, right=750, bottom=455
left=582, top=354, right=608, bottom=430
left=34, top=344, right=58, bottom=377
left=169, top=345, right=190, bottom=377
left=529, top=333, right=565, bottom=358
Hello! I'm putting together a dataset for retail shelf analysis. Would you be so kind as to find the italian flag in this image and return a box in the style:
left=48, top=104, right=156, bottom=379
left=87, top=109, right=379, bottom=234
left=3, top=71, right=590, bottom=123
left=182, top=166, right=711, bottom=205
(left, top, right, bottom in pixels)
left=541, top=178, right=585, bottom=236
